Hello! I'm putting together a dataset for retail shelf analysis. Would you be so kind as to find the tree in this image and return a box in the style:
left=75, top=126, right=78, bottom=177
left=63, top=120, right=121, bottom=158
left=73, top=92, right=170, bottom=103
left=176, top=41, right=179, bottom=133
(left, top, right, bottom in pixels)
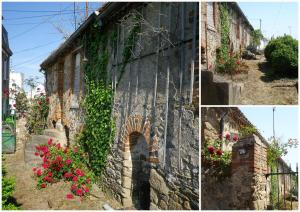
left=24, top=76, right=39, bottom=99
left=251, top=29, right=264, bottom=51
left=15, top=91, right=29, bottom=118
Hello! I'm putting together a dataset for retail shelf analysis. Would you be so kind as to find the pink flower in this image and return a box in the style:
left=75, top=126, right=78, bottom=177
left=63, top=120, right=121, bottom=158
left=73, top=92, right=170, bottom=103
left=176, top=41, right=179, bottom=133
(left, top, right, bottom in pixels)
left=64, top=172, right=72, bottom=178
left=42, top=163, right=49, bottom=169
left=225, top=133, right=231, bottom=140
left=48, top=172, right=52, bottom=177
left=34, top=152, right=39, bottom=156
left=73, top=176, right=78, bottom=182
left=233, top=135, right=239, bottom=142
left=73, top=146, right=78, bottom=153
left=66, top=158, right=72, bottom=165
left=48, top=138, right=53, bottom=145
left=66, top=193, right=74, bottom=199
left=32, top=167, right=37, bottom=172
left=75, top=169, right=84, bottom=177
left=207, top=146, right=214, bottom=154
left=216, top=149, right=223, bottom=156
left=56, top=143, right=61, bottom=149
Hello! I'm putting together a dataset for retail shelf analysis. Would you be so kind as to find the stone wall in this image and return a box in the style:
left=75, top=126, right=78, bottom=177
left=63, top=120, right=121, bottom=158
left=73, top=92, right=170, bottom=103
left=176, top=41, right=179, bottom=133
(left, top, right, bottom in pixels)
left=44, top=2, right=199, bottom=210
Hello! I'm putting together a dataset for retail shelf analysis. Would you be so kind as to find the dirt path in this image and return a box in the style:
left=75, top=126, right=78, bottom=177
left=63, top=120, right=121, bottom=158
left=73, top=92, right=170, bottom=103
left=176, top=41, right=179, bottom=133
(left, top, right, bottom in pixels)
left=238, top=55, right=298, bottom=105
left=3, top=118, right=121, bottom=210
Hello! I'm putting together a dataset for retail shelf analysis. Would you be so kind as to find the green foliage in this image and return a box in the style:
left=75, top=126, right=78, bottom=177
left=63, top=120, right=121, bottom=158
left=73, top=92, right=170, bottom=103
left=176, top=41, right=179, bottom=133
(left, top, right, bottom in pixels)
left=79, top=82, right=115, bottom=175
left=2, top=164, right=19, bottom=210
left=219, top=3, right=230, bottom=62
left=239, top=125, right=257, bottom=138
left=202, top=138, right=232, bottom=179
left=79, top=21, right=115, bottom=176
left=264, top=35, right=298, bottom=77
left=25, top=93, right=49, bottom=134
left=4, top=116, right=16, bottom=128
left=251, top=29, right=264, bottom=49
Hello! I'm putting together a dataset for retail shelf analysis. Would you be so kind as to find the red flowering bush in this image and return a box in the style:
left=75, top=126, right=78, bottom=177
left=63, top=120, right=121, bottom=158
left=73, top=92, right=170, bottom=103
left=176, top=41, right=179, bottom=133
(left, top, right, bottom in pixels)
left=32, top=138, right=94, bottom=199
left=25, top=93, right=49, bottom=134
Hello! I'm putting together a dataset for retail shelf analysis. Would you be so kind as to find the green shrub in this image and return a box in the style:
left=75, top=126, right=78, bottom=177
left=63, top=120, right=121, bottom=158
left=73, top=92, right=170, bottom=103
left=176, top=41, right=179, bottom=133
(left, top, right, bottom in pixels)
left=264, top=35, right=298, bottom=77
left=2, top=165, right=19, bottom=210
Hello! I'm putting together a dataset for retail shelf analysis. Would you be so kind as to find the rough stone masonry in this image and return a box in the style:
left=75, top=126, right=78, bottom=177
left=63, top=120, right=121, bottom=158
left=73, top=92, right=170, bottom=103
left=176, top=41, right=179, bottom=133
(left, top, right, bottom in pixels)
left=41, top=2, right=199, bottom=210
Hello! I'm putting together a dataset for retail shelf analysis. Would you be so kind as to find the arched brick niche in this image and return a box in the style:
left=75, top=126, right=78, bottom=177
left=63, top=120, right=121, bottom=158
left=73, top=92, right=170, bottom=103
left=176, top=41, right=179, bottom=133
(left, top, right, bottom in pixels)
left=119, top=114, right=159, bottom=208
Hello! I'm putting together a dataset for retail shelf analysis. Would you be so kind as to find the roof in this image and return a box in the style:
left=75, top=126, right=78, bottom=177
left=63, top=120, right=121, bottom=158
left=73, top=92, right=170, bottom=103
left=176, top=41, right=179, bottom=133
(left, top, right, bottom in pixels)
left=40, top=2, right=126, bottom=69
left=227, top=2, right=254, bottom=31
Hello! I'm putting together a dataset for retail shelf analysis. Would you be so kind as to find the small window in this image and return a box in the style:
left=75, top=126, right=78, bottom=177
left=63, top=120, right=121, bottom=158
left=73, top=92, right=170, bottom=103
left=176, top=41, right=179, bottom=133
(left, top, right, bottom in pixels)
left=71, top=52, right=81, bottom=108
left=207, top=2, right=215, bottom=28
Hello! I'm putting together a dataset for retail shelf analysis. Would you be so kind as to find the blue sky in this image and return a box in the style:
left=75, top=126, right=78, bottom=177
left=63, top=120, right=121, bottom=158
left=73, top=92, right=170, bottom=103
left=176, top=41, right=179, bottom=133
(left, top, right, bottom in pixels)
left=240, top=107, right=299, bottom=171
left=238, top=2, right=298, bottom=40
left=2, top=2, right=103, bottom=93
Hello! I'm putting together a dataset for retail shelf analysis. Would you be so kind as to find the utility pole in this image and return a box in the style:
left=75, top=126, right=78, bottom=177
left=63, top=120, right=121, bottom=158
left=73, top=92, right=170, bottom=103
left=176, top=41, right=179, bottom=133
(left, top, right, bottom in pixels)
left=73, top=2, right=76, bottom=31
left=288, top=26, right=292, bottom=35
left=86, top=2, right=89, bottom=19
left=259, top=19, right=262, bottom=31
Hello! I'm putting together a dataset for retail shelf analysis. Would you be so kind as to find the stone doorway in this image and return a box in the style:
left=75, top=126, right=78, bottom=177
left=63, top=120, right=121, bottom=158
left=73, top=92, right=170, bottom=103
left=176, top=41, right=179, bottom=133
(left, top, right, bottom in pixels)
left=130, top=132, right=150, bottom=210
left=120, top=114, right=159, bottom=209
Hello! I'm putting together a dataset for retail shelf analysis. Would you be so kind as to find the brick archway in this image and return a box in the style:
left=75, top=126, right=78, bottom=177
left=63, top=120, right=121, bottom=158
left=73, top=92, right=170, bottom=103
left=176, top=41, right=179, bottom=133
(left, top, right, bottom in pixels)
left=119, top=114, right=159, bottom=207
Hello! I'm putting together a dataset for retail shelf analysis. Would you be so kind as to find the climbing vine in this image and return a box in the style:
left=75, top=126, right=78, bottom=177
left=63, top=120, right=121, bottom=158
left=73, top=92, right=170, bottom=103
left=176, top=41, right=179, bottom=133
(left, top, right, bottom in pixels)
left=78, top=21, right=115, bottom=176
left=118, top=13, right=142, bottom=84
left=219, top=3, right=230, bottom=62
left=78, top=14, right=141, bottom=176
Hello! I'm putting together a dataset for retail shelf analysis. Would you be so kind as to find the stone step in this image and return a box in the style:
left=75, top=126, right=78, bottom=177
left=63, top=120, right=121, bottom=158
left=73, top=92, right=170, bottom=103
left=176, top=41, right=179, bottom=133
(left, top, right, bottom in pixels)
left=43, top=129, right=66, bottom=140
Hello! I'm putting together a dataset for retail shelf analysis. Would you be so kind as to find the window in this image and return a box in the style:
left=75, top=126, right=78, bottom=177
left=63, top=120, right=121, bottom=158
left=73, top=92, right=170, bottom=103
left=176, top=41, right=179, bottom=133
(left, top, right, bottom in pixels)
left=207, top=2, right=215, bottom=28
left=71, top=52, right=81, bottom=108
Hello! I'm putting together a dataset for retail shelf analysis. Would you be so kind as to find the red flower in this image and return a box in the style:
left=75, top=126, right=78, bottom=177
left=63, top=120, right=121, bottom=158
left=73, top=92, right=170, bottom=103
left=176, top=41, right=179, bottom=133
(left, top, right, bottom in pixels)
left=71, top=184, right=77, bottom=191
left=85, top=178, right=91, bottom=184
left=82, top=185, right=89, bottom=193
left=42, top=163, right=49, bottom=169
left=207, top=146, right=214, bottom=154
left=41, top=183, right=47, bottom=188
left=75, top=169, right=84, bottom=177
left=73, top=176, right=78, bottom=182
left=216, top=149, right=223, bottom=156
left=56, top=143, right=61, bottom=149
left=66, top=158, right=72, bottom=165
left=56, top=156, right=62, bottom=162
left=48, top=172, right=53, bottom=177
left=76, top=189, right=83, bottom=196
left=34, top=152, right=39, bottom=156
left=48, top=138, right=53, bottom=145
left=38, top=101, right=42, bottom=105
left=37, top=169, right=42, bottom=177
left=64, top=172, right=72, bottom=178
left=66, top=193, right=74, bottom=199
left=32, top=167, right=37, bottom=172
left=225, top=133, right=231, bottom=140
left=233, top=135, right=239, bottom=142
left=46, top=97, right=50, bottom=102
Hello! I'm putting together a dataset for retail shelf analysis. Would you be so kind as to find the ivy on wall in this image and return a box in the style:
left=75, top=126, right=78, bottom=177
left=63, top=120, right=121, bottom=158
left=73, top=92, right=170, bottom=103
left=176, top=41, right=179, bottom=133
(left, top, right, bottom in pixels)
left=78, top=15, right=141, bottom=176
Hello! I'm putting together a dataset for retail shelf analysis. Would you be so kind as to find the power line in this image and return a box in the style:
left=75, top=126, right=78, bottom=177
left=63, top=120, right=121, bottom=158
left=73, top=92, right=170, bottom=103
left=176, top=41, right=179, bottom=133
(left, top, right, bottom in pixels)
left=14, top=39, right=63, bottom=54
left=9, top=4, right=73, bottom=40
left=3, top=8, right=98, bottom=13
left=4, top=11, right=82, bottom=21
left=11, top=51, right=52, bottom=68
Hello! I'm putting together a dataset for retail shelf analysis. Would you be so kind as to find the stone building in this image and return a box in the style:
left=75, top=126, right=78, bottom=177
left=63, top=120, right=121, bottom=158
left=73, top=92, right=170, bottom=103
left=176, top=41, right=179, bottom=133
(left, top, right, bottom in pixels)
left=40, top=2, right=199, bottom=210
left=201, top=107, right=294, bottom=210
left=201, top=2, right=254, bottom=104
left=2, top=25, right=13, bottom=119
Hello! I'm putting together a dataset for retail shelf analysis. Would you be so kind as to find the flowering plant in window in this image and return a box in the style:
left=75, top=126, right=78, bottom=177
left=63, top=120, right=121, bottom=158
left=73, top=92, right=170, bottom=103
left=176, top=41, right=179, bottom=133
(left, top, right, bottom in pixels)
left=32, top=138, right=94, bottom=200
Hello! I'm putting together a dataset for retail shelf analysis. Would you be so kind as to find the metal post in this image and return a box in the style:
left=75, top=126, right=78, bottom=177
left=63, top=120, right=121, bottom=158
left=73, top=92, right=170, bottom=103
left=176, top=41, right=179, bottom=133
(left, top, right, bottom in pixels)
left=283, top=166, right=286, bottom=208
left=290, top=163, right=292, bottom=210
left=277, top=161, right=279, bottom=209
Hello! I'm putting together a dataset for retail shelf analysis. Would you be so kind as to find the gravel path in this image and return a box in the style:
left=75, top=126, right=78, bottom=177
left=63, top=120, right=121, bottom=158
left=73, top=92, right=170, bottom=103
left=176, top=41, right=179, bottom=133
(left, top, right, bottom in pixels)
left=238, top=56, right=298, bottom=105
left=3, top=118, right=121, bottom=210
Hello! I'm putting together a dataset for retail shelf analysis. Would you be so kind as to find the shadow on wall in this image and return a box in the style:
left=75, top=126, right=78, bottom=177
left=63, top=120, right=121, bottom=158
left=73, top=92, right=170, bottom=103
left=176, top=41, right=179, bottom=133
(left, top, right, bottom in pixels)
left=130, top=132, right=151, bottom=210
